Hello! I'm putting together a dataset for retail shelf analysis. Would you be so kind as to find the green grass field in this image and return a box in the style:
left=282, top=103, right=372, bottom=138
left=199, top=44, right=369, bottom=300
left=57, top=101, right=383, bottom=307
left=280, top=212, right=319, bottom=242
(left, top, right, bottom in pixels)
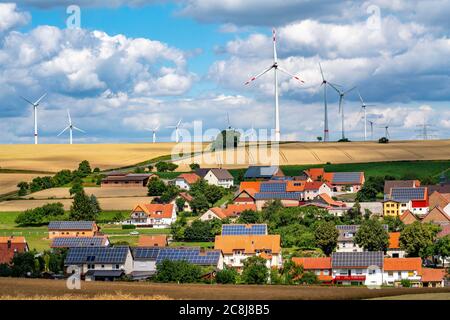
left=228, top=160, right=450, bottom=182
left=170, top=241, right=214, bottom=248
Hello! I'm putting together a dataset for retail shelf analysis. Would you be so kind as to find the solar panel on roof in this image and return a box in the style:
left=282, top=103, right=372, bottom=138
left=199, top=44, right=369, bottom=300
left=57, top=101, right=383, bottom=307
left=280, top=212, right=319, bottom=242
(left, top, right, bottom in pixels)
left=254, top=192, right=302, bottom=200
left=155, top=248, right=220, bottom=265
left=332, top=172, right=362, bottom=184
left=133, top=247, right=160, bottom=260
left=51, top=237, right=106, bottom=248
left=332, top=251, right=383, bottom=268
left=48, top=221, right=94, bottom=230
left=221, top=224, right=268, bottom=236
left=65, top=246, right=129, bottom=265
left=260, top=182, right=286, bottom=192
left=391, top=187, right=425, bottom=202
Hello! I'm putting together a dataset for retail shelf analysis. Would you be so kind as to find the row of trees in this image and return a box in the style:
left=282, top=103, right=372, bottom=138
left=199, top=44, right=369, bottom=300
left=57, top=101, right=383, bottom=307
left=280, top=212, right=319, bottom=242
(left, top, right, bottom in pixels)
left=17, top=160, right=100, bottom=196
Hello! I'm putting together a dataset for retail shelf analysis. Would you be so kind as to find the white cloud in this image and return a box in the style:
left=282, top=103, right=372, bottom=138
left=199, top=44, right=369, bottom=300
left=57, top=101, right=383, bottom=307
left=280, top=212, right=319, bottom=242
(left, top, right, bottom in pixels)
left=0, top=3, right=30, bottom=34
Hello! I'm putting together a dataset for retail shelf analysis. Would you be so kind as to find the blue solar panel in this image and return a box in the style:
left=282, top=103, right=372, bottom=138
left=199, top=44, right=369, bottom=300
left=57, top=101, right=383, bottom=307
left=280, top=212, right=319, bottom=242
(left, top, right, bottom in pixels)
left=260, top=182, right=286, bottom=192
left=48, top=221, right=94, bottom=230
left=65, top=246, right=129, bottom=264
left=254, top=192, right=302, bottom=200
left=332, top=172, right=362, bottom=184
left=222, top=224, right=268, bottom=236
left=51, top=237, right=107, bottom=248
left=133, top=247, right=161, bottom=260
left=155, top=248, right=221, bottom=265
left=391, top=187, right=426, bottom=202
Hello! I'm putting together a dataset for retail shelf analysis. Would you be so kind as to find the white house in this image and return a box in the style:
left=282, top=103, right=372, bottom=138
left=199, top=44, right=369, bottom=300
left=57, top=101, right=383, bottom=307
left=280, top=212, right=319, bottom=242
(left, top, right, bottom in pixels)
left=65, top=246, right=133, bottom=281
left=171, top=192, right=193, bottom=213
left=173, top=173, right=200, bottom=190
left=203, top=168, right=234, bottom=188
left=303, top=182, right=333, bottom=200
left=331, top=251, right=384, bottom=287
left=382, top=258, right=422, bottom=287
left=214, top=235, right=282, bottom=271
left=126, top=203, right=176, bottom=228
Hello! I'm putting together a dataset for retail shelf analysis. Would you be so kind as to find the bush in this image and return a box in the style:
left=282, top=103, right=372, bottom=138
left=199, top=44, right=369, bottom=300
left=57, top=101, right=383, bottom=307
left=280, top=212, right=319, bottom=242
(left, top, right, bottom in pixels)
left=215, top=268, right=238, bottom=284
left=147, top=177, right=166, bottom=196
left=122, top=224, right=136, bottom=230
left=156, top=260, right=202, bottom=283
left=378, top=137, right=389, bottom=144
left=299, top=271, right=319, bottom=285
left=241, top=256, right=269, bottom=284
left=15, top=203, right=65, bottom=226
left=400, top=279, right=412, bottom=288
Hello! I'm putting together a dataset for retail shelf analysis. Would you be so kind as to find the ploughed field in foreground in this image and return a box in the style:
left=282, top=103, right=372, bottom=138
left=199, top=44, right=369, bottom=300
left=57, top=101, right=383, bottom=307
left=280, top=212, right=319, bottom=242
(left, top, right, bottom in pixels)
left=0, top=278, right=449, bottom=300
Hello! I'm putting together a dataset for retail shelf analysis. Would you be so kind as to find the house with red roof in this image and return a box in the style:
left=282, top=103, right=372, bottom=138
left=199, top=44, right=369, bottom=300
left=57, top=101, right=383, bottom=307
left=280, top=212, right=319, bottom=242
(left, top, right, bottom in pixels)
left=200, top=204, right=257, bottom=221
left=171, top=192, right=193, bottom=212
left=301, top=193, right=349, bottom=216
left=127, top=203, right=176, bottom=228
left=0, top=236, right=29, bottom=265
left=386, top=232, right=405, bottom=258
left=304, top=168, right=365, bottom=193
left=173, top=173, right=201, bottom=190
left=421, top=268, right=447, bottom=287
left=303, top=181, right=333, bottom=200
left=382, top=258, right=422, bottom=287
left=292, top=257, right=333, bottom=283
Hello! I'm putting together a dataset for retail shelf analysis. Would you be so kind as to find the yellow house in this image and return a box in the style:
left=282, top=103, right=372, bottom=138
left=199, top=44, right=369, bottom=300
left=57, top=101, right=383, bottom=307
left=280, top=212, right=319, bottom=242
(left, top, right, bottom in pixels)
left=48, top=221, right=99, bottom=239
left=383, top=200, right=401, bottom=217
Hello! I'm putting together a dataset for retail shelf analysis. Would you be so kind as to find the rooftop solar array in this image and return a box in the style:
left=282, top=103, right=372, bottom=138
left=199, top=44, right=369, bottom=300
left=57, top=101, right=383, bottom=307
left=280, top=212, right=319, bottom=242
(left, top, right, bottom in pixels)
left=391, top=187, right=426, bottom=202
left=133, top=247, right=161, bottom=260
left=51, top=237, right=107, bottom=248
left=332, top=251, right=384, bottom=268
left=336, top=225, right=359, bottom=232
left=48, top=221, right=94, bottom=230
left=156, top=248, right=221, bottom=265
left=260, top=182, right=286, bottom=193
left=65, top=246, right=129, bottom=265
left=244, top=166, right=278, bottom=178
left=254, top=192, right=302, bottom=200
left=221, top=224, right=268, bottom=236
left=332, top=172, right=362, bottom=184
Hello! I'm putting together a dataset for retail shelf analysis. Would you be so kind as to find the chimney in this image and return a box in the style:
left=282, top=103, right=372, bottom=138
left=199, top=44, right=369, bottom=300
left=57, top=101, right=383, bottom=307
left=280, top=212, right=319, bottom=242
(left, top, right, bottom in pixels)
left=7, top=240, right=11, bottom=249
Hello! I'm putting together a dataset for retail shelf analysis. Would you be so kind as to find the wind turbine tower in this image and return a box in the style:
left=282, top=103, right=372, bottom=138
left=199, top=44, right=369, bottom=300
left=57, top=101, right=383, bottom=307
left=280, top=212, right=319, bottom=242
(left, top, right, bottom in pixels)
left=21, top=93, right=47, bottom=144
left=244, top=29, right=304, bottom=142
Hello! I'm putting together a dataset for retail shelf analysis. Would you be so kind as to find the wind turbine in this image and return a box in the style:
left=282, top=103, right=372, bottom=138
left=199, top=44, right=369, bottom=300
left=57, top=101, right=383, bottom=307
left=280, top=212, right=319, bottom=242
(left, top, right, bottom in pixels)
left=244, top=28, right=305, bottom=142
left=357, top=91, right=376, bottom=141
left=57, top=109, right=85, bottom=144
left=145, top=125, right=160, bottom=143
left=167, top=119, right=182, bottom=143
left=319, top=62, right=333, bottom=142
left=329, top=84, right=356, bottom=140
left=368, top=120, right=375, bottom=141
left=21, top=93, right=47, bottom=144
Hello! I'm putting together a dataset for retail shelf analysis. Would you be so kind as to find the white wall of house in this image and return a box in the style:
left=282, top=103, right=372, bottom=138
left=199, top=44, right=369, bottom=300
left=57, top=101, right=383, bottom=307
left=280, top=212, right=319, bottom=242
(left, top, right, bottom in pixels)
left=199, top=209, right=221, bottom=221
left=223, top=252, right=282, bottom=270
left=174, top=179, right=190, bottom=190
left=336, top=241, right=363, bottom=253
left=76, top=250, right=134, bottom=275
left=204, top=171, right=234, bottom=188
left=383, top=270, right=421, bottom=286
left=333, top=267, right=382, bottom=286
left=386, top=249, right=405, bottom=258
left=133, top=260, right=157, bottom=273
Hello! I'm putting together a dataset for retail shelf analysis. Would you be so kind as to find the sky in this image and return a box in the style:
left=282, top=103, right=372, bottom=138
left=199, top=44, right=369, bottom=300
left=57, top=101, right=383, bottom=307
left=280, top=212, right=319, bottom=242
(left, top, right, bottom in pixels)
left=0, top=0, right=449, bottom=144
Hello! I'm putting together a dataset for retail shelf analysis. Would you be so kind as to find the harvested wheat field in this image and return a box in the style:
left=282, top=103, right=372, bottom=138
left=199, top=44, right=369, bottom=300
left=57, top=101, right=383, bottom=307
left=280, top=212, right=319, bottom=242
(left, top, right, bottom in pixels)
left=0, top=278, right=449, bottom=300
left=22, top=187, right=148, bottom=200
left=0, top=173, right=42, bottom=195
left=0, top=196, right=153, bottom=212
left=0, top=143, right=207, bottom=173
left=175, top=140, right=450, bottom=169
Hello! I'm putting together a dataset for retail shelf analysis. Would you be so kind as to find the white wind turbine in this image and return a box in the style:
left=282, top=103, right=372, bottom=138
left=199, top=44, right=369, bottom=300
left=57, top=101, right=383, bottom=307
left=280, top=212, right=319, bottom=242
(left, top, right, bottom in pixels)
left=57, top=109, right=85, bottom=144
left=329, top=84, right=356, bottom=140
left=167, top=119, right=182, bottom=143
left=21, top=93, right=47, bottom=144
left=244, top=29, right=305, bottom=142
left=147, top=125, right=160, bottom=144
left=319, top=62, right=332, bottom=142
left=357, top=91, right=376, bottom=141
left=368, top=120, right=375, bottom=141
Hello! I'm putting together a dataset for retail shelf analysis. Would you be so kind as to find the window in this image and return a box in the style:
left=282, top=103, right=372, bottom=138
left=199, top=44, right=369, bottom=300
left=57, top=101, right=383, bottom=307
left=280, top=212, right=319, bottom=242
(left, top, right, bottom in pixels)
left=323, top=270, right=329, bottom=275
left=115, top=265, right=120, bottom=269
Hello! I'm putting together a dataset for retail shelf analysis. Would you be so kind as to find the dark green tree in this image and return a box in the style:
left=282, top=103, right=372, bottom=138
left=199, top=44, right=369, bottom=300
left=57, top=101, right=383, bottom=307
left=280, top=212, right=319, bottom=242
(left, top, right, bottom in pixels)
left=314, top=221, right=339, bottom=256
left=280, top=258, right=304, bottom=284
left=17, top=181, right=29, bottom=196
left=175, top=197, right=186, bottom=212
left=356, top=185, right=378, bottom=202
left=215, top=267, right=238, bottom=284
left=241, top=256, right=269, bottom=284
left=10, top=251, right=44, bottom=278
left=190, top=194, right=210, bottom=213
left=147, top=177, right=166, bottom=196
left=299, top=271, right=319, bottom=284
left=184, top=220, right=213, bottom=241
left=77, top=160, right=92, bottom=177
left=381, top=216, right=405, bottom=232
left=69, top=177, right=84, bottom=196
left=400, top=222, right=439, bottom=257
left=156, top=260, right=201, bottom=283
left=434, top=236, right=450, bottom=264
left=90, top=194, right=101, bottom=215
left=69, top=190, right=98, bottom=221
left=15, top=203, right=65, bottom=226
left=155, top=162, right=169, bottom=172
left=354, top=218, right=389, bottom=252
left=237, top=210, right=260, bottom=224
left=189, top=163, right=200, bottom=171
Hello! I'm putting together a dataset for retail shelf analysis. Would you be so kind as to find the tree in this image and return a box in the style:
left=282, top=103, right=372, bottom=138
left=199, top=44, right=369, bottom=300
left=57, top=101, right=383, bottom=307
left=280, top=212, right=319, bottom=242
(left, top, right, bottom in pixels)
left=299, top=271, right=319, bottom=284
left=77, top=160, right=92, bottom=177
left=52, top=170, right=74, bottom=186
left=190, top=194, right=210, bottom=213
left=15, top=203, right=65, bottom=226
left=356, top=185, right=378, bottom=202
left=280, top=259, right=304, bottom=284
left=155, top=162, right=169, bottom=172
left=69, top=190, right=98, bottom=221
left=170, top=214, right=187, bottom=241
left=433, top=235, right=450, bottom=265
left=237, top=210, right=260, bottom=224
left=69, top=177, right=84, bottom=196
left=189, top=163, right=200, bottom=171
left=241, top=256, right=269, bottom=284
left=93, top=167, right=100, bottom=173
left=314, top=221, right=339, bottom=256
left=184, top=220, right=213, bottom=241
left=147, top=177, right=166, bottom=196
left=203, top=185, right=225, bottom=205
left=17, top=181, right=29, bottom=196
left=175, top=197, right=186, bottom=212
left=316, top=136, right=323, bottom=142
left=382, top=216, right=405, bottom=232
left=215, top=267, right=238, bottom=284
left=167, top=163, right=179, bottom=172
left=10, top=251, right=44, bottom=278
left=400, top=222, right=439, bottom=257
left=155, top=260, right=201, bottom=283
left=113, top=211, right=125, bottom=223
left=160, top=185, right=179, bottom=203
left=354, top=218, right=389, bottom=252
left=90, top=194, right=101, bottom=215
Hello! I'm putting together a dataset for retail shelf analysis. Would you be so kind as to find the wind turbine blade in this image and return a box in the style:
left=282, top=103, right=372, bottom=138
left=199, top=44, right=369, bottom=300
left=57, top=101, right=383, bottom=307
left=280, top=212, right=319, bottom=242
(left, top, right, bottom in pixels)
left=244, top=65, right=274, bottom=85
left=67, top=109, right=72, bottom=125
left=154, top=125, right=160, bottom=131
left=277, top=67, right=305, bottom=84
left=357, top=90, right=364, bottom=105
left=272, top=28, right=278, bottom=63
left=328, top=82, right=341, bottom=94
left=177, top=119, right=182, bottom=128
left=34, top=93, right=47, bottom=105
left=73, top=126, right=85, bottom=133
left=344, top=86, right=357, bottom=95
left=319, top=62, right=325, bottom=82
left=57, top=127, right=69, bottom=137
left=20, top=96, right=35, bottom=106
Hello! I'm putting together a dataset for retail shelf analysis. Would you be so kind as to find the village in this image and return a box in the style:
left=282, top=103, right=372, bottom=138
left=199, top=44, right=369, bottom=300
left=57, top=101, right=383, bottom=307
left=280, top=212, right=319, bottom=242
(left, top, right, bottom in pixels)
left=1, top=161, right=449, bottom=289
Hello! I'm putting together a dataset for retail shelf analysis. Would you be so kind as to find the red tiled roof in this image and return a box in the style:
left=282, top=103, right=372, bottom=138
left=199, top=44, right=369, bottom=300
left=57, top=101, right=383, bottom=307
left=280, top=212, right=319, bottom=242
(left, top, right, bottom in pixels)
left=179, top=192, right=193, bottom=202
left=209, top=207, right=227, bottom=219
left=292, top=257, right=332, bottom=270
left=383, top=258, right=422, bottom=274
left=178, top=173, right=201, bottom=185
left=304, top=181, right=330, bottom=191
left=138, top=235, right=168, bottom=247
left=133, top=203, right=174, bottom=219
left=318, top=193, right=346, bottom=207
left=239, top=181, right=261, bottom=196
left=421, top=268, right=446, bottom=282
left=305, top=168, right=325, bottom=180
left=223, top=204, right=257, bottom=217
left=0, top=236, right=28, bottom=265
left=388, top=232, right=401, bottom=249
